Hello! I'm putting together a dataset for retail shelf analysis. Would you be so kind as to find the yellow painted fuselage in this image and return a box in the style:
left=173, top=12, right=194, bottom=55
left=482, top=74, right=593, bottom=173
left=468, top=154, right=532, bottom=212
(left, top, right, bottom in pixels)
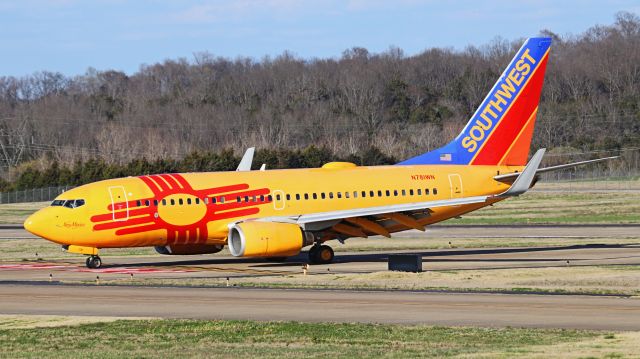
left=25, top=163, right=521, bottom=249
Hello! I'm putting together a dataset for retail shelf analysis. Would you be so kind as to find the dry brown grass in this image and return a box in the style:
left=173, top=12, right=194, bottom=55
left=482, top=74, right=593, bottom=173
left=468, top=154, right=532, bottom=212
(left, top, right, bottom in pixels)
left=117, top=265, right=640, bottom=296
left=0, top=315, right=152, bottom=329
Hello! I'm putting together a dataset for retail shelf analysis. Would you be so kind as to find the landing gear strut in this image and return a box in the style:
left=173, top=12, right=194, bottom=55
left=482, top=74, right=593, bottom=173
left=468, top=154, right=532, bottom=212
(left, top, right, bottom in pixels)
left=308, top=244, right=334, bottom=264
left=85, top=255, right=102, bottom=269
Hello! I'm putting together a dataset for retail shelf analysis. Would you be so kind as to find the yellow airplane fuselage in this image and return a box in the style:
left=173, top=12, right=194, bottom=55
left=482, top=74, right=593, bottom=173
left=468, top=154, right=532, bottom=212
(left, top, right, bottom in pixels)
left=25, top=163, right=520, bottom=249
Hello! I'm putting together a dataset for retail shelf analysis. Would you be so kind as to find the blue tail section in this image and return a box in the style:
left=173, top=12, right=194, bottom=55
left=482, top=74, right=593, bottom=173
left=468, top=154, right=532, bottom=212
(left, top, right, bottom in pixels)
left=398, top=37, right=552, bottom=166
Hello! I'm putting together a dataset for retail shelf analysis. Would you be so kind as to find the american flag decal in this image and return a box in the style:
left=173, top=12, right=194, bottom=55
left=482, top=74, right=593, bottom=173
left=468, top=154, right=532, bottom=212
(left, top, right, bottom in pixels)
left=440, top=153, right=452, bottom=161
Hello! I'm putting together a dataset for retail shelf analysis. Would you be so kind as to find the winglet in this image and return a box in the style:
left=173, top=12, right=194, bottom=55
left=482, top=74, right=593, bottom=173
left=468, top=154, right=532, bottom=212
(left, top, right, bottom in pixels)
left=496, top=148, right=546, bottom=197
left=236, top=147, right=255, bottom=171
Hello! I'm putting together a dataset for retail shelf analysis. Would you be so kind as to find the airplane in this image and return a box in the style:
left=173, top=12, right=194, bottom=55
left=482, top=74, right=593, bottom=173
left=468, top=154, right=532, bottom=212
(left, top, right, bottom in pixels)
left=24, top=37, right=616, bottom=269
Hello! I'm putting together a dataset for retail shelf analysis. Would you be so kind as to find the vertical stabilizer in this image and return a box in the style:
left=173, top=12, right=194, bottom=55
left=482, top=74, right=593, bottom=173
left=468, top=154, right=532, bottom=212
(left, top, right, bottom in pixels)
left=398, top=37, right=551, bottom=166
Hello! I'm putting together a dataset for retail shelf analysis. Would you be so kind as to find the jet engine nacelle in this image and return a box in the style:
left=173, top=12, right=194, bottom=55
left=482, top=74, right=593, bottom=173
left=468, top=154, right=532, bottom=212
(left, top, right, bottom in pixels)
left=154, top=244, right=224, bottom=255
left=228, top=221, right=314, bottom=258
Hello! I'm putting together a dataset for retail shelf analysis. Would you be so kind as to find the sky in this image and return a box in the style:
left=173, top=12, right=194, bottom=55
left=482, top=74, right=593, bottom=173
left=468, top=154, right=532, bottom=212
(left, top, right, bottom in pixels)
left=1, top=0, right=639, bottom=77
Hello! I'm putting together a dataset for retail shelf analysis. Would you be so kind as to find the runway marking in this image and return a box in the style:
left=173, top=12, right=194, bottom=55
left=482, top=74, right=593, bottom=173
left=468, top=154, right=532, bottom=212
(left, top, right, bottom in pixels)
left=0, top=264, right=70, bottom=270
left=0, top=263, right=190, bottom=274
left=0, top=262, right=292, bottom=276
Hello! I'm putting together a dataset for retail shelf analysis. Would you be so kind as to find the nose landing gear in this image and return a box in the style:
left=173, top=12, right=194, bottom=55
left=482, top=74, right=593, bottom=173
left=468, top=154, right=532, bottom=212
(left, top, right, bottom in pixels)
left=85, top=255, right=102, bottom=269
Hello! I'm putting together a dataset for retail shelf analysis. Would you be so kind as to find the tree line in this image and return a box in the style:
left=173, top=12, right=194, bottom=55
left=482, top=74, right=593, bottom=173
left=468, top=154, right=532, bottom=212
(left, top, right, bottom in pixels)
left=3, top=146, right=395, bottom=191
left=0, top=12, right=638, bottom=189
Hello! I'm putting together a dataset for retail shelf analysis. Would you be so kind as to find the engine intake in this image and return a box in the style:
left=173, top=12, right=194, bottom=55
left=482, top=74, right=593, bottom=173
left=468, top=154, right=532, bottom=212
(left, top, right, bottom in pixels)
left=228, top=222, right=314, bottom=258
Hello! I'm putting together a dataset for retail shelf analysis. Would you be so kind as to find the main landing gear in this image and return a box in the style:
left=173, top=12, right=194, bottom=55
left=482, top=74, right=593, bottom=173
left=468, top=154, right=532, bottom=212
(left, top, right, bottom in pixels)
left=85, top=255, right=102, bottom=269
left=308, top=244, right=334, bottom=264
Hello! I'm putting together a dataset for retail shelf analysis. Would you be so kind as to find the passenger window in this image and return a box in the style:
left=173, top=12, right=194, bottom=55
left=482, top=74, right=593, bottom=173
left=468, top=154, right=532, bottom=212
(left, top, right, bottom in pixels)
left=205, top=198, right=210, bottom=204
left=353, top=191, right=358, bottom=198
left=337, top=192, right=342, bottom=199
left=171, top=199, right=176, bottom=205
left=425, top=188, right=429, bottom=195
left=296, top=194, right=301, bottom=200
left=187, top=198, right=192, bottom=205
left=178, top=198, right=184, bottom=205
left=304, top=193, right=309, bottom=200
left=286, top=194, right=290, bottom=201
left=385, top=190, right=390, bottom=197
left=260, top=195, right=265, bottom=202
left=245, top=196, right=249, bottom=202
left=321, top=193, right=326, bottom=199
left=433, top=188, right=438, bottom=195
left=369, top=191, right=374, bottom=197
left=417, top=189, right=422, bottom=195
left=377, top=190, right=382, bottom=197
left=409, top=189, right=414, bottom=196
left=312, top=193, right=317, bottom=199
left=344, top=192, right=349, bottom=199
left=136, top=200, right=141, bottom=207
left=145, top=200, right=150, bottom=206
left=393, top=190, right=398, bottom=196
left=162, top=199, right=167, bottom=206
left=236, top=196, right=241, bottom=203
left=252, top=196, right=257, bottom=202
left=401, top=189, right=406, bottom=196
left=220, top=197, right=225, bottom=204
left=267, top=195, right=273, bottom=201
left=195, top=198, right=200, bottom=204
left=275, top=194, right=281, bottom=201
left=213, top=197, right=218, bottom=204
left=153, top=199, right=158, bottom=206
left=329, top=192, right=334, bottom=199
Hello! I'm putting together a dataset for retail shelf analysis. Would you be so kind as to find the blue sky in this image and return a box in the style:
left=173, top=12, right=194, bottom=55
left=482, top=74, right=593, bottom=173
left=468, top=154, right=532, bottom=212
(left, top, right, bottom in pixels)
left=1, top=0, right=638, bottom=77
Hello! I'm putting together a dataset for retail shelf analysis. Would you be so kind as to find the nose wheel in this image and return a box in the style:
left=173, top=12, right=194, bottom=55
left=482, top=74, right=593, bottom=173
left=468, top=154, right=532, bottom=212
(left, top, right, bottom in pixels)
left=308, top=244, right=334, bottom=264
left=85, top=255, right=102, bottom=269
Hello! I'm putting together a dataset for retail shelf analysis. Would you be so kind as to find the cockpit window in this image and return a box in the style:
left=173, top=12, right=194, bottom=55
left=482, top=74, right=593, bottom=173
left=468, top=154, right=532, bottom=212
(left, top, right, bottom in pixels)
left=53, top=199, right=85, bottom=208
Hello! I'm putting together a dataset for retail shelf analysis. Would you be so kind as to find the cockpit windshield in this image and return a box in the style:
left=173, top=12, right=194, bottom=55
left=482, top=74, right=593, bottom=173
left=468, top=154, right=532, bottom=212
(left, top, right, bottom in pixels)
left=51, top=199, right=85, bottom=208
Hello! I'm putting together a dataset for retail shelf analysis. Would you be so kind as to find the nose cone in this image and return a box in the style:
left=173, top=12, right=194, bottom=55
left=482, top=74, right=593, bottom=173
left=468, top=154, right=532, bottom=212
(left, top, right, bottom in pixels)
left=24, top=209, right=50, bottom=239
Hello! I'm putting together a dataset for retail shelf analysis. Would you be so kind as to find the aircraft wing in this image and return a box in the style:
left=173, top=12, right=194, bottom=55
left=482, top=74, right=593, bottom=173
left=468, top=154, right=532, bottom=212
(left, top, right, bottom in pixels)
left=253, top=195, right=490, bottom=238
left=293, top=195, right=489, bottom=225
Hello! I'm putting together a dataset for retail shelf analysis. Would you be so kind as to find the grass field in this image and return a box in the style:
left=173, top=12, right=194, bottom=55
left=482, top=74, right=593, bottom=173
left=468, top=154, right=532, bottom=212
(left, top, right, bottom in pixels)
left=445, top=191, right=640, bottom=225
left=3, top=317, right=638, bottom=358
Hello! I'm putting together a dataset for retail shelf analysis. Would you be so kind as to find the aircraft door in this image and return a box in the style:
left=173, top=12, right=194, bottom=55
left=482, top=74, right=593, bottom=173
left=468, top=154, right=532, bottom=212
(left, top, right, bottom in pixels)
left=272, top=190, right=286, bottom=210
left=448, top=174, right=463, bottom=199
left=108, top=186, right=129, bottom=221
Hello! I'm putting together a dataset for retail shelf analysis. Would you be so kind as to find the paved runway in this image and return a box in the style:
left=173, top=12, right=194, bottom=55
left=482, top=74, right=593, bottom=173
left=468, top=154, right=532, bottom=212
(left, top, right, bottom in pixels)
left=1, top=284, right=639, bottom=330
left=0, top=224, right=639, bottom=330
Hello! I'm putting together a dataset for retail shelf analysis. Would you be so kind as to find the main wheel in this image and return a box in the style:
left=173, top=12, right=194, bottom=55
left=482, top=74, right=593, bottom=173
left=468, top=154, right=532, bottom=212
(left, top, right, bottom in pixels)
left=316, top=245, right=334, bottom=264
left=86, top=255, right=102, bottom=269
left=309, top=245, right=334, bottom=264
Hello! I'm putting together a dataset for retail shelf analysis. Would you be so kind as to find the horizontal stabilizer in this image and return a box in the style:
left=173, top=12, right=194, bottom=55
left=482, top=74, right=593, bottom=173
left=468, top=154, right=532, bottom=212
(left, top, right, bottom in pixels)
left=494, top=155, right=618, bottom=181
